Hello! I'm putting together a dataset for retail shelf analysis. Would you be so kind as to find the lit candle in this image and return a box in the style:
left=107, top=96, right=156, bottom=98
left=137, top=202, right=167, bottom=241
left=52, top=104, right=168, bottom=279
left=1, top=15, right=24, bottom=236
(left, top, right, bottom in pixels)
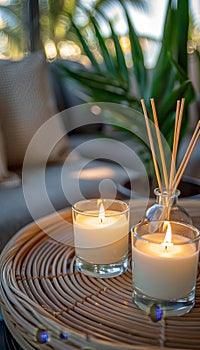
left=132, top=222, right=199, bottom=300
left=73, top=200, right=129, bottom=265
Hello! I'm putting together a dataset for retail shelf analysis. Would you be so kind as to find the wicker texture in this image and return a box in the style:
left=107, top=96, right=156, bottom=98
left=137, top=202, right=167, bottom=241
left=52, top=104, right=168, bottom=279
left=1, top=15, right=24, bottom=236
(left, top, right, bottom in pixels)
left=0, top=200, right=200, bottom=350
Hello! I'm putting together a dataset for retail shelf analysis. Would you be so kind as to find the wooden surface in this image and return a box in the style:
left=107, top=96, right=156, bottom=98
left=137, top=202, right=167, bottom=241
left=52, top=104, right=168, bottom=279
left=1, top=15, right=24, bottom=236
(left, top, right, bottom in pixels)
left=0, top=199, right=200, bottom=350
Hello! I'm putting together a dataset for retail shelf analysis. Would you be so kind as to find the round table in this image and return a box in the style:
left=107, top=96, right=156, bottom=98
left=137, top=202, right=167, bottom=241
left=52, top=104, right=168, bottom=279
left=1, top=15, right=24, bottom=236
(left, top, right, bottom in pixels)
left=0, top=199, right=200, bottom=350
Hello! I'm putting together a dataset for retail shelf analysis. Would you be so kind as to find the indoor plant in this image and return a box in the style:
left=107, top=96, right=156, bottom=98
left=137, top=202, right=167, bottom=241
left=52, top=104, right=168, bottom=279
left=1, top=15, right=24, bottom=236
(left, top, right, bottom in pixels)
left=57, top=0, right=195, bottom=145
left=57, top=0, right=199, bottom=195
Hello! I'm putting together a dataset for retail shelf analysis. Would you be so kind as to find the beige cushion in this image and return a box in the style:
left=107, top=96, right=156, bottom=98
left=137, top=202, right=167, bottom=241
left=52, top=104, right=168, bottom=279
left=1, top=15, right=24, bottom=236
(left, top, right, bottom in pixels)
left=0, top=51, right=70, bottom=167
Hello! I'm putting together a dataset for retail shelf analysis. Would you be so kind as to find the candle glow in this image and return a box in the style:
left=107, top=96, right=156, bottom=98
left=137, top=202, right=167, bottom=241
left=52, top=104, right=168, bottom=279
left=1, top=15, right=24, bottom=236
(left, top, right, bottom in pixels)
left=161, top=222, right=174, bottom=251
left=99, top=203, right=105, bottom=223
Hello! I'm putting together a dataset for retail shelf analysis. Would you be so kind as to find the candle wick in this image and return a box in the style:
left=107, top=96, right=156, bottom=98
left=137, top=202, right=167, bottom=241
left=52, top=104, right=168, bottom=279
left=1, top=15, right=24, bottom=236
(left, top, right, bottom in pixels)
left=164, top=240, right=171, bottom=251
left=100, top=218, right=103, bottom=223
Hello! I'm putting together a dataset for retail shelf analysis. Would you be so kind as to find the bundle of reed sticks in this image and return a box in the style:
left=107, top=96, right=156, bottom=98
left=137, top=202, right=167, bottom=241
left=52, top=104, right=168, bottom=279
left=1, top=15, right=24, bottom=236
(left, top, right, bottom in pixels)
left=141, top=98, right=200, bottom=194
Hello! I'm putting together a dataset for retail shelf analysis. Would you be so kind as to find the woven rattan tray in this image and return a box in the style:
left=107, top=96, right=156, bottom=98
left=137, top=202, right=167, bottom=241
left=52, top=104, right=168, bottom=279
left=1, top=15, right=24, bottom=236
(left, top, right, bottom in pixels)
left=0, top=200, right=200, bottom=350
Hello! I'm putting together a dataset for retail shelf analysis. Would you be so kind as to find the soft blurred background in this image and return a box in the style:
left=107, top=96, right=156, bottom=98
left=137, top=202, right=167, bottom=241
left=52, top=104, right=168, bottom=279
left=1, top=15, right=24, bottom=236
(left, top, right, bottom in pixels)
left=0, top=0, right=199, bottom=66
left=0, top=0, right=200, bottom=187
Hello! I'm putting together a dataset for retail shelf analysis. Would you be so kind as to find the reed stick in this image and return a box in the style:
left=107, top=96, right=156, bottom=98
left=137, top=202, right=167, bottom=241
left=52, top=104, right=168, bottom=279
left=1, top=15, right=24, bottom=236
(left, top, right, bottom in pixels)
left=172, top=122, right=200, bottom=190
left=169, top=100, right=181, bottom=191
left=141, top=99, right=162, bottom=191
left=171, top=98, right=185, bottom=167
left=150, top=98, right=169, bottom=190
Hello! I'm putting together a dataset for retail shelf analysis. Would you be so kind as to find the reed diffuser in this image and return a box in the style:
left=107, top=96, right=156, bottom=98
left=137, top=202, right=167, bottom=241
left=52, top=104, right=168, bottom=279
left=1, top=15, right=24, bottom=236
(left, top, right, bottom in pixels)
left=141, top=98, right=199, bottom=223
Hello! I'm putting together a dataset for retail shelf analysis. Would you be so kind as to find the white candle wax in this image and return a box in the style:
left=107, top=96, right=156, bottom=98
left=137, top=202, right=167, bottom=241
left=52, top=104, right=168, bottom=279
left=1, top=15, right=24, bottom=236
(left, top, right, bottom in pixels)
left=132, top=233, right=199, bottom=300
left=74, top=210, right=129, bottom=264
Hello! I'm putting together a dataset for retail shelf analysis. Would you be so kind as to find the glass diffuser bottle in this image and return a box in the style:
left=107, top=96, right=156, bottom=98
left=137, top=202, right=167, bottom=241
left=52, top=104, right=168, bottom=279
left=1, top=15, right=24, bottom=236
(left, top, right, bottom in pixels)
left=142, top=188, right=192, bottom=224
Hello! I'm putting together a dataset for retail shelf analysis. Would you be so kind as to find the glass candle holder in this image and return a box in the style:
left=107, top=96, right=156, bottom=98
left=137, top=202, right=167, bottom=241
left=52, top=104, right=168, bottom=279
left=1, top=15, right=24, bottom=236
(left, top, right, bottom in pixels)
left=72, top=199, right=130, bottom=278
left=131, top=220, right=200, bottom=317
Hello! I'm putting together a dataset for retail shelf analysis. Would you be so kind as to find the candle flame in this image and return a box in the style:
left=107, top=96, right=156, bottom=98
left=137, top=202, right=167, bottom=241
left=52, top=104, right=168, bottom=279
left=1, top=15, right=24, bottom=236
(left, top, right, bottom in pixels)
left=99, top=203, right=105, bottom=223
left=162, top=223, right=173, bottom=250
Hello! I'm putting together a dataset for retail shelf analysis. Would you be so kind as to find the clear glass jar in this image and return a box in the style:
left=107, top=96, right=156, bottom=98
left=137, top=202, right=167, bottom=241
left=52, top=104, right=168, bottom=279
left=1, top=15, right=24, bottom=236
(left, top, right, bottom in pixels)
left=142, top=188, right=192, bottom=224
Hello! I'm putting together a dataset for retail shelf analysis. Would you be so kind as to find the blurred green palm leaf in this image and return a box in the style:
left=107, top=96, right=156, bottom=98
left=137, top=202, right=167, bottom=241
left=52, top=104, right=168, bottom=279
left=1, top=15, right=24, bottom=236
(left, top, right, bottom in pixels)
left=57, top=0, right=195, bottom=158
left=94, top=0, right=147, bottom=11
